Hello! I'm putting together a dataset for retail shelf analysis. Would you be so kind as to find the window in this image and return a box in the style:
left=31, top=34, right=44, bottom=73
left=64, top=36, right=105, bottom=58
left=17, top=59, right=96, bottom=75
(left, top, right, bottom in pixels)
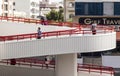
left=46, top=0, right=48, bottom=2
left=75, top=2, right=103, bottom=15
left=13, top=2, right=15, bottom=6
left=36, top=3, right=39, bottom=7
left=75, top=2, right=85, bottom=15
left=4, top=0, right=8, bottom=2
left=1, top=5, right=3, bottom=9
left=69, top=2, right=74, bottom=7
left=13, top=9, right=15, bottom=11
left=88, top=3, right=103, bottom=15
left=31, top=2, right=36, bottom=7
left=4, top=13, right=8, bottom=16
left=31, top=15, right=35, bottom=18
left=69, top=14, right=74, bottom=18
left=4, top=4, right=8, bottom=11
left=31, top=8, right=35, bottom=13
left=114, top=2, right=120, bottom=15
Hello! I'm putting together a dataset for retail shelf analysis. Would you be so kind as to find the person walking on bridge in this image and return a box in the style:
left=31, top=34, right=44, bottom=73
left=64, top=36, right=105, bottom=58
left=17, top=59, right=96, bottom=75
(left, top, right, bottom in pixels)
left=37, top=27, right=42, bottom=39
left=91, top=22, right=97, bottom=35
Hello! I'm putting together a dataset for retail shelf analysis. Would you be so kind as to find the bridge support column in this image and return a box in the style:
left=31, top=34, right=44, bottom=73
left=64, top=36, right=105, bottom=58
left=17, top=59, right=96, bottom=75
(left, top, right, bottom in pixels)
left=55, top=53, right=77, bottom=76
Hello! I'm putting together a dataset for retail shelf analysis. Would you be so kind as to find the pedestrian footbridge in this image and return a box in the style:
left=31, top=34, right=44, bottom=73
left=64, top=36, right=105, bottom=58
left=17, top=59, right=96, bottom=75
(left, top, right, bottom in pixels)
left=0, top=16, right=116, bottom=76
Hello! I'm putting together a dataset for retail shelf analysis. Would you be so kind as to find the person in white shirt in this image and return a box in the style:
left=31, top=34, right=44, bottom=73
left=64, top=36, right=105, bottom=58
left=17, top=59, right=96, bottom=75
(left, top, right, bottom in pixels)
left=45, top=56, right=51, bottom=68
left=91, top=22, right=97, bottom=35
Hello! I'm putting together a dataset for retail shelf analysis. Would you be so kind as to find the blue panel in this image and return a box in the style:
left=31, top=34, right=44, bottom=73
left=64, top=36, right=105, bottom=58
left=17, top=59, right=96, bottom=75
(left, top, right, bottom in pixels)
left=75, top=2, right=103, bottom=15
left=88, top=3, right=103, bottom=15
left=75, top=2, right=85, bottom=15
left=114, top=2, right=120, bottom=15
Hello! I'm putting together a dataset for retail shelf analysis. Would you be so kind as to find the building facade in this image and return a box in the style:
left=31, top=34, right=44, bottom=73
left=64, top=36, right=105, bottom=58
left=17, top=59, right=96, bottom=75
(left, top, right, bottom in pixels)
left=40, top=0, right=57, bottom=16
left=0, top=0, right=14, bottom=16
left=73, top=0, right=120, bottom=25
left=72, top=0, right=120, bottom=66
left=14, top=0, right=39, bottom=19
left=14, top=0, right=63, bottom=19
left=64, top=0, right=75, bottom=21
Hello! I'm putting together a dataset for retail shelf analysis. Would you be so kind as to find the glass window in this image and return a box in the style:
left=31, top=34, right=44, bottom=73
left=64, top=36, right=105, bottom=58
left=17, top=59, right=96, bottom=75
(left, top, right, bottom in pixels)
left=4, top=0, right=8, bottom=2
left=75, top=2, right=85, bottom=15
left=1, top=4, right=3, bottom=9
left=4, top=13, right=8, bottom=16
left=88, top=3, right=103, bottom=15
left=13, top=2, right=15, bottom=6
left=69, top=2, right=74, bottom=7
left=69, top=14, right=74, bottom=18
left=31, top=8, right=35, bottom=13
left=31, top=15, right=35, bottom=18
left=31, top=2, right=36, bottom=7
left=4, top=4, right=8, bottom=11
left=75, top=2, right=103, bottom=15
left=114, top=2, right=120, bottom=15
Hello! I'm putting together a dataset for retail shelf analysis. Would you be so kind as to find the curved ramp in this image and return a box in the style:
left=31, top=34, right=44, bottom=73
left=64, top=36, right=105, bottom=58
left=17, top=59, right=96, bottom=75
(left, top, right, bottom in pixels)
left=0, top=19, right=116, bottom=59
left=0, top=32, right=116, bottom=59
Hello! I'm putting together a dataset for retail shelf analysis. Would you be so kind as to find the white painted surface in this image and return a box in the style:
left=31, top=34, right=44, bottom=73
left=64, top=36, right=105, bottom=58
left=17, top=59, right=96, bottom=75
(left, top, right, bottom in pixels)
left=0, top=21, right=74, bottom=36
left=14, top=0, right=39, bottom=18
left=102, top=56, right=120, bottom=68
left=55, top=53, right=77, bottom=76
left=0, top=32, right=116, bottom=59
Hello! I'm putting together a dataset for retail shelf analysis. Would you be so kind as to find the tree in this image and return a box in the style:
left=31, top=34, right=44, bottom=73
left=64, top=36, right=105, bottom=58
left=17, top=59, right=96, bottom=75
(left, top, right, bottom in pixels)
left=46, top=9, right=58, bottom=21
left=46, top=7, right=64, bottom=22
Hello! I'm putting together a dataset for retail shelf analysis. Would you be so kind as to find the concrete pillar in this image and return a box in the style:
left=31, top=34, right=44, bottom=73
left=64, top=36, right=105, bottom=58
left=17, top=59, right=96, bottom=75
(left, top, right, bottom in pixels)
left=55, top=53, right=77, bottom=76
left=64, top=0, right=67, bottom=21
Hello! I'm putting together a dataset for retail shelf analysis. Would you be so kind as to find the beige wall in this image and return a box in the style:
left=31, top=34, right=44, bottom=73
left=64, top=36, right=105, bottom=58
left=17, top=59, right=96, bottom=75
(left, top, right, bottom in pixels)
left=73, top=16, right=79, bottom=23
left=55, top=53, right=77, bottom=76
left=64, top=0, right=75, bottom=21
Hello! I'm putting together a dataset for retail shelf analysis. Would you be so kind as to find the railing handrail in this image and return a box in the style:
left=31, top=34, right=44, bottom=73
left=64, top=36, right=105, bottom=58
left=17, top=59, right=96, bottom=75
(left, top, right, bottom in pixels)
left=0, top=16, right=80, bottom=27
left=0, top=58, right=114, bottom=75
left=0, top=16, right=114, bottom=42
left=0, top=28, right=114, bottom=42
left=78, top=64, right=114, bottom=75
left=78, top=63, right=113, bottom=69
left=0, top=16, right=115, bottom=28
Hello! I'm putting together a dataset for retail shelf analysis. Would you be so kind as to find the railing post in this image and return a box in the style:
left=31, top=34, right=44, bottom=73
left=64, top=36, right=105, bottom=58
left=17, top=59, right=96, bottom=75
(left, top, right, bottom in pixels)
left=77, top=64, right=79, bottom=72
left=89, top=65, right=90, bottom=73
left=7, top=59, right=9, bottom=65
left=100, top=66, right=102, bottom=75
left=104, top=29, right=106, bottom=34
left=18, top=61, right=20, bottom=66
left=3, top=37, right=5, bottom=42
left=83, top=30, right=84, bottom=35
left=30, top=34, right=31, bottom=40
left=42, top=62, right=43, bottom=69
left=17, top=36, right=18, bottom=41
left=30, top=63, right=32, bottom=67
